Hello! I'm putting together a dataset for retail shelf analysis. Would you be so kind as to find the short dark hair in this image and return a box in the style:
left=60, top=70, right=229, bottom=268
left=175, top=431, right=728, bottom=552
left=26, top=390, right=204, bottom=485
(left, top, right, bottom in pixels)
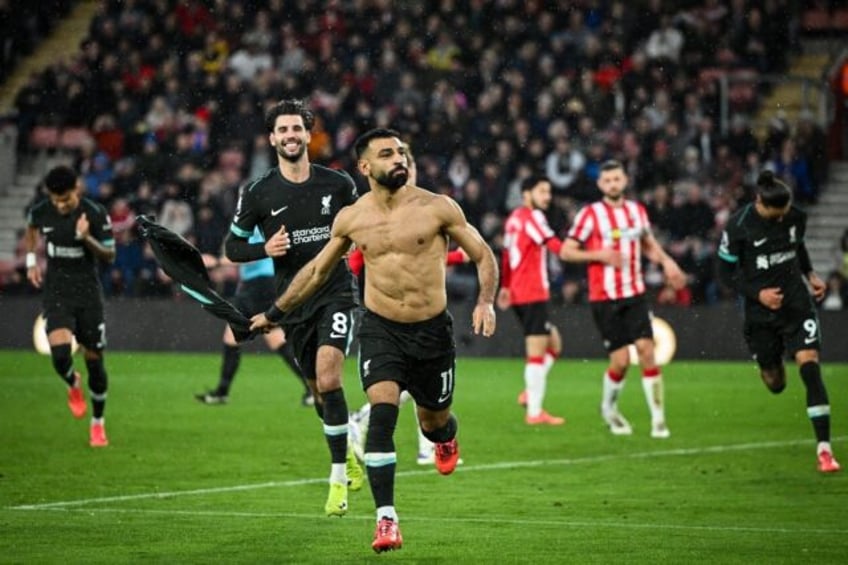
left=520, top=175, right=548, bottom=192
left=354, top=128, right=402, bottom=160
left=599, top=159, right=624, bottom=173
left=756, top=170, right=792, bottom=208
left=264, top=98, right=314, bottom=133
left=43, top=165, right=78, bottom=195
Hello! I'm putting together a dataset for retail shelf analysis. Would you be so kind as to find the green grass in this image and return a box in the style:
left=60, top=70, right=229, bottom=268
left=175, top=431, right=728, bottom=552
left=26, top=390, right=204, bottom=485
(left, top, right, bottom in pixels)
left=0, top=350, right=847, bottom=564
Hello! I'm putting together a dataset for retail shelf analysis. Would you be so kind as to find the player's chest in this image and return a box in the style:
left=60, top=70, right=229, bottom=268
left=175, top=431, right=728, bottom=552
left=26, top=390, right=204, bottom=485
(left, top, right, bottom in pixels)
left=260, top=188, right=342, bottom=227
left=40, top=211, right=80, bottom=246
left=591, top=205, right=645, bottom=244
left=355, top=211, right=441, bottom=254
left=746, top=222, right=800, bottom=254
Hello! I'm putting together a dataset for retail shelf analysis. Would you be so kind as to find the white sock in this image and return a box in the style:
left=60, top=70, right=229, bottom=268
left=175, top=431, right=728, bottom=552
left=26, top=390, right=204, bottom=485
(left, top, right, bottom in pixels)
left=543, top=351, right=556, bottom=375
left=412, top=402, right=434, bottom=454
left=642, top=373, right=665, bottom=424
left=418, top=428, right=434, bottom=454
left=817, top=441, right=833, bottom=455
left=91, top=417, right=104, bottom=425
left=356, top=402, right=371, bottom=422
left=525, top=359, right=546, bottom=417
left=330, top=463, right=346, bottom=484
left=377, top=506, right=398, bottom=522
left=602, top=371, right=625, bottom=414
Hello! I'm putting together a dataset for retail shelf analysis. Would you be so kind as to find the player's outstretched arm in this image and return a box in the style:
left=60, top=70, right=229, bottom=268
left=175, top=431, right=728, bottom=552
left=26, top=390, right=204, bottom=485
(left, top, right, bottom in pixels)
left=441, top=197, right=497, bottom=337
left=251, top=210, right=353, bottom=332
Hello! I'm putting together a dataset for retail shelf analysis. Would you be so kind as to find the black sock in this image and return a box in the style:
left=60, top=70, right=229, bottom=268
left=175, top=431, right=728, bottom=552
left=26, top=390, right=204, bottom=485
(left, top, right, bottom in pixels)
left=321, top=388, right=349, bottom=464
left=800, top=361, right=831, bottom=443
left=50, top=344, right=75, bottom=386
left=85, top=356, right=108, bottom=420
left=365, top=403, right=399, bottom=509
left=276, top=343, right=309, bottom=393
left=216, top=345, right=241, bottom=396
left=422, top=413, right=457, bottom=444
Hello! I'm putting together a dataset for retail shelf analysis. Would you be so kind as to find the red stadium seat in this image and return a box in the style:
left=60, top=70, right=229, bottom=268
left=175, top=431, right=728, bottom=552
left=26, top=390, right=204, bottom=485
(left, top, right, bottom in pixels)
left=28, top=126, right=60, bottom=150
left=59, top=128, right=94, bottom=152
left=834, top=9, right=848, bottom=30
left=802, top=9, right=830, bottom=31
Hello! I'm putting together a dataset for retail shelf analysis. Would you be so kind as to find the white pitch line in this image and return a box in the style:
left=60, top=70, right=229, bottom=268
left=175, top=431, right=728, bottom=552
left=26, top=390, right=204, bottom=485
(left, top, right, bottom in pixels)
left=19, top=506, right=848, bottom=536
left=8, top=435, right=844, bottom=511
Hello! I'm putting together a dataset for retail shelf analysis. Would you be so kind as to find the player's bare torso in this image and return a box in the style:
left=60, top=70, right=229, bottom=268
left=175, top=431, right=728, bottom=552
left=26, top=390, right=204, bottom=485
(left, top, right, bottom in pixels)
left=343, top=186, right=451, bottom=322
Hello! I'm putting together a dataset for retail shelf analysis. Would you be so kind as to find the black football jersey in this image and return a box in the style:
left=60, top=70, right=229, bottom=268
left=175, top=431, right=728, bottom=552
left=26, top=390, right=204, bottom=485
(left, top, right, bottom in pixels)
left=27, top=197, right=114, bottom=297
left=230, top=164, right=359, bottom=322
left=718, top=203, right=811, bottom=318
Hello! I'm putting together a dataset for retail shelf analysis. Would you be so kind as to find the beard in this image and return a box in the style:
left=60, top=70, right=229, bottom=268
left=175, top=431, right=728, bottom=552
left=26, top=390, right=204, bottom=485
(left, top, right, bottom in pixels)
left=375, top=166, right=408, bottom=191
left=605, top=190, right=624, bottom=202
left=276, top=141, right=306, bottom=163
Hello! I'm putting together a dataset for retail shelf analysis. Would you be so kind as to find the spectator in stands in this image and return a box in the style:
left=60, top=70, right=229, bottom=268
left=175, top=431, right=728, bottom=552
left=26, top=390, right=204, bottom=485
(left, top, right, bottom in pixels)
left=794, top=111, right=828, bottom=192
left=545, top=136, right=586, bottom=198
left=837, top=228, right=848, bottom=280
left=724, top=114, right=760, bottom=159
left=821, top=272, right=845, bottom=311
left=645, top=15, right=685, bottom=65
left=769, top=138, right=816, bottom=204
left=8, top=0, right=810, bottom=304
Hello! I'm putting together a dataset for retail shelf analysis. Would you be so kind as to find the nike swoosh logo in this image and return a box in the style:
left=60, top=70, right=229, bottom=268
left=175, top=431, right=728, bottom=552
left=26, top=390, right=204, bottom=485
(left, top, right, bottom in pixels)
left=271, top=206, right=288, bottom=216
left=805, top=337, right=817, bottom=344
left=438, top=394, right=452, bottom=403
left=753, top=238, right=767, bottom=247
left=42, top=227, right=54, bottom=233
left=329, top=333, right=346, bottom=339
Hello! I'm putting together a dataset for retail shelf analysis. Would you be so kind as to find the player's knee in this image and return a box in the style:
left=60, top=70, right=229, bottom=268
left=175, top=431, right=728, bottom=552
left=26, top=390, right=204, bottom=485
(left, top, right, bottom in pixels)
left=365, top=403, right=399, bottom=453
left=85, top=357, right=108, bottom=394
left=760, top=366, right=786, bottom=394
left=50, top=344, right=73, bottom=377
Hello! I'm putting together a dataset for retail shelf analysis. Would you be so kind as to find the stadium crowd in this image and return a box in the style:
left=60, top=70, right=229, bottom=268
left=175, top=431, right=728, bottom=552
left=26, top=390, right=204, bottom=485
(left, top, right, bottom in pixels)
left=4, top=0, right=842, bottom=308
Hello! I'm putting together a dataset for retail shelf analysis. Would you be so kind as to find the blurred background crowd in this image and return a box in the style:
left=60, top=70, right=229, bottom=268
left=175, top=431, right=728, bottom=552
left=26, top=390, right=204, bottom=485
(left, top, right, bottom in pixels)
left=3, top=0, right=846, bottom=309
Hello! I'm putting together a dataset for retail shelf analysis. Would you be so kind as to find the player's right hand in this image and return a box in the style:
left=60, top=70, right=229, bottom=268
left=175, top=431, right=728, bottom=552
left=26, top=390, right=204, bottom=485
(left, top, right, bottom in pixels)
left=758, top=287, right=783, bottom=310
left=597, top=248, right=622, bottom=268
left=264, top=225, right=291, bottom=257
left=27, top=266, right=42, bottom=288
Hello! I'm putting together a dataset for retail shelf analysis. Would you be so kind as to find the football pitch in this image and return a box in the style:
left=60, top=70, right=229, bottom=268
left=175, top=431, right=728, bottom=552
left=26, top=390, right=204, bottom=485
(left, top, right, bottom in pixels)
left=1, top=350, right=846, bottom=564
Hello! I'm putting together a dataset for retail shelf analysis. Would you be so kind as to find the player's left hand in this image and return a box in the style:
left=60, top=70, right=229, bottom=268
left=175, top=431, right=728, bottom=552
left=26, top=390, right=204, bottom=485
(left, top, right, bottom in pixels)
left=249, top=313, right=275, bottom=332
left=75, top=213, right=89, bottom=240
left=808, top=272, right=826, bottom=301
left=472, top=302, right=496, bottom=337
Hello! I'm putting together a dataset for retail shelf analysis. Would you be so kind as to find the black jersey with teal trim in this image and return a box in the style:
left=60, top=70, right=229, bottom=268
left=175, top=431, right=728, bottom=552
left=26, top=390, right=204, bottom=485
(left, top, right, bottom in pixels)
left=717, top=203, right=812, bottom=320
left=27, top=197, right=114, bottom=298
left=230, top=164, right=359, bottom=324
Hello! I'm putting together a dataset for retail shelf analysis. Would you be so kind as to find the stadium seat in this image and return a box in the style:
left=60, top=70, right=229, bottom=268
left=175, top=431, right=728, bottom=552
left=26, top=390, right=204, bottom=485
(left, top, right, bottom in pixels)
left=28, top=126, right=60, bottom=151
left=59, top=128, right=94, bottom=152
left=801, top=9, right=830, bottom=32
left=834, top=9, right=848, bottom=30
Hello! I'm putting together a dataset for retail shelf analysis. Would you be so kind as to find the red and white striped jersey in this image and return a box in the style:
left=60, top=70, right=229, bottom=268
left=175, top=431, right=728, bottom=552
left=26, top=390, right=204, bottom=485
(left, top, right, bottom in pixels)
left=567, top=199, right=651, bottom=302
left=501, top=207, right=562, bottom=305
